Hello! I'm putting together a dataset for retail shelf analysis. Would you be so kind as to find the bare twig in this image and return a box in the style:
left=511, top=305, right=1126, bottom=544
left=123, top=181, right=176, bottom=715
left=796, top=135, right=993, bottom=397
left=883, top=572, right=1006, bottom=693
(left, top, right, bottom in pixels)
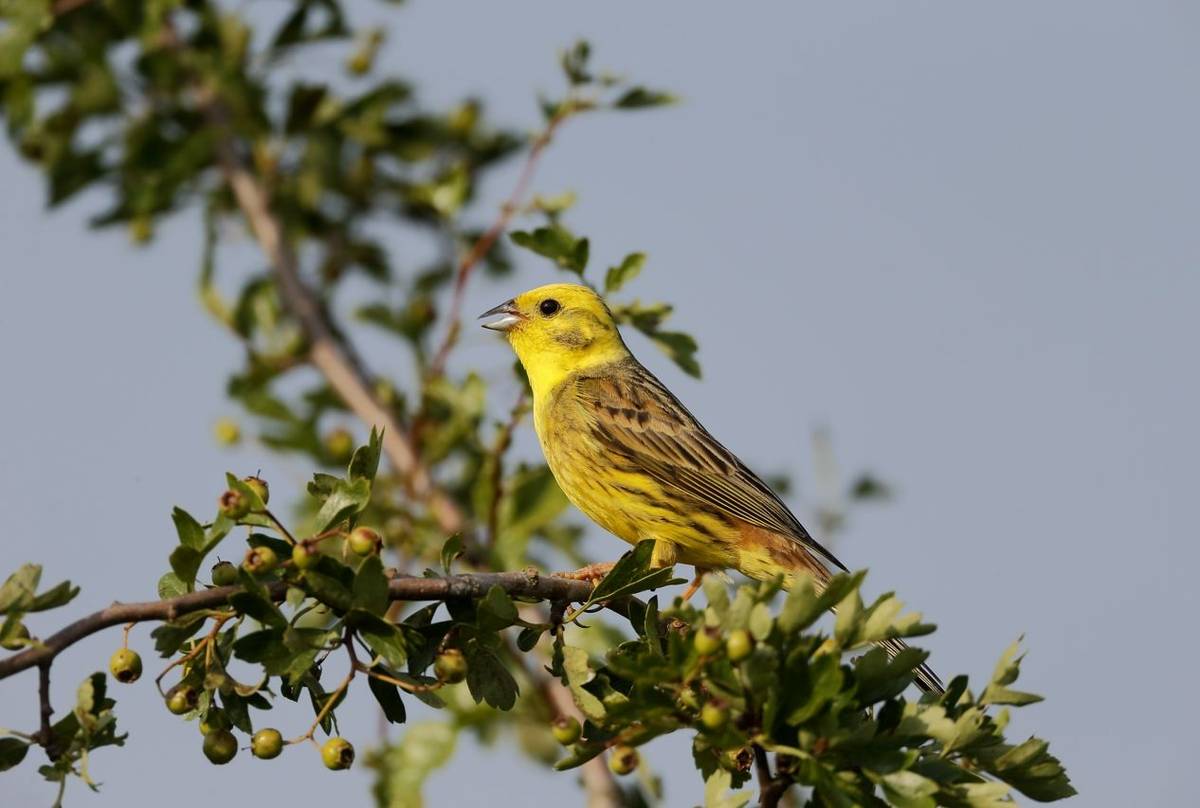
left=35, top=662, right=55, bottom=756
left=426, top=104, right=575, bottom=379
left=201, top=98, right=465, bottom=535
left=0, top=572, right=597, bottom=680
left=485, top=390, right=530, bottom=548
left=754, top=744, right=791, bottom=807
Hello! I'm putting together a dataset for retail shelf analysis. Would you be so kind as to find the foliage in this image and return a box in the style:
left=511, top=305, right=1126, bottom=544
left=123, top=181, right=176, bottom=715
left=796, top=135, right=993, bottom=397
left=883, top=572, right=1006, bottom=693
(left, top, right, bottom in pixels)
left=0, top=1, right=1072, bottom=806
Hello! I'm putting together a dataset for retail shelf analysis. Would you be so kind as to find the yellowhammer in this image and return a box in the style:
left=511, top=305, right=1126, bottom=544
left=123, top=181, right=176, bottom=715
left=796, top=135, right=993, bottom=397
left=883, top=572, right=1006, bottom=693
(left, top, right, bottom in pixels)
left=481, top=283, right=942, bottom=692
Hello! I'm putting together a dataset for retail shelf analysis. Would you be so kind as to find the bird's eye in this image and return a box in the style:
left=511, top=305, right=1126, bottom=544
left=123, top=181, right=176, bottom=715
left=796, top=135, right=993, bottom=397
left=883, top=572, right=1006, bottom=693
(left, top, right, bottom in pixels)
left=539, top=299, right=561, bottom=316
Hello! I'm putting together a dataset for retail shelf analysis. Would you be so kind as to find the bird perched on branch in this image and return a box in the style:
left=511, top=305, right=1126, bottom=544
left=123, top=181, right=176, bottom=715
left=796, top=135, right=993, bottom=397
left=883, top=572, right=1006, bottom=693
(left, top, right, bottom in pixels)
left=481, top=283, right=942, bottom=693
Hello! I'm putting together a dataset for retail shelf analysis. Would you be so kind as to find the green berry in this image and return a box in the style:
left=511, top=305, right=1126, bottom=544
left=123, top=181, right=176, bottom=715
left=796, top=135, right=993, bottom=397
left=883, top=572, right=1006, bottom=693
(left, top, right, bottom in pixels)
left=726, top=629, right=753, bottom=663
left=434, top=648, right=467, bottom=684
left=551, top=716, right=582, bottom=745
left=242, top=475, right=269, bottom=506
left=701, top=702, right=729, bottom=731
left=243, top=546, right=278, bottom=575
left=347, top=526, right=381, bottom=556
left=219, top=489, right=250, bottom=520
left=203, top=729, right=238, bottom=765
left=292, top=542, right=319, bottom=570
left=608, top=745, right=638, bottom=775
left=324, top=428, right=355, bottom=463
left=321, top=737, right=355, bottom=770
left=213, top=418, right=241, bottom=446
left=108, top=648, right=143, bottom=683
left=251, top=728, right=284, bottom=760
left=199, top=710, right=230, bottom=735
left=166, top=684, right=199, bottom=715
left=693, top=626, right=721, bottom=656
left=211, top=561, right=238, bottom=587
left=1, top=623, right=30, bottom=651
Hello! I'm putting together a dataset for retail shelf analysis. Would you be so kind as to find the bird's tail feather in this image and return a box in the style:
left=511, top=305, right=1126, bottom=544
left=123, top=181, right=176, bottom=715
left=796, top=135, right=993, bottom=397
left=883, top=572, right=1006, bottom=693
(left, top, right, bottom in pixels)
left=878, top=636, right=944, bottom=695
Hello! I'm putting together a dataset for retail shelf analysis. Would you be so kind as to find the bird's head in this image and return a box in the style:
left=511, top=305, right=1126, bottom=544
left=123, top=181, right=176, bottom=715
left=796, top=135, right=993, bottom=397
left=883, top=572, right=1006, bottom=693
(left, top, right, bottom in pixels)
left=480, top=283, right=629, bottom=396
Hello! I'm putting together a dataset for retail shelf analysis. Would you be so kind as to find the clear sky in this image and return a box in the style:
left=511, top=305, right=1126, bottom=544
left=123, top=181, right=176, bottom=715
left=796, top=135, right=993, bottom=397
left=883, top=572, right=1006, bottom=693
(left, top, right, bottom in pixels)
left=1, top=2, right=1196, bottom=806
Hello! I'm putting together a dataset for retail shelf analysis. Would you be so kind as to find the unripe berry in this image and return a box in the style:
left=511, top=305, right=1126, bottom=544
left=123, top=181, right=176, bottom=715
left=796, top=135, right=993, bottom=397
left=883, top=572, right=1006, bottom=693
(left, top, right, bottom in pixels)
left=726, top=629, right=753, bottom=663
left=324, top=428, right=355, bottom=463
left=213, top=418, right=241, bottom=446
left=199, top=710, right=230, bottom=735
left=203, top=729, right=238, bottom=765
left=608, top=745, right=638, bottom=776
left=242, top=475, right=269, bottom=505
left=321, top=737, right=355, bottom=770
left=347, top=526, right=382, bottom=556
left=292, top=542, right=319, bottom=570
left=251, top=728, right=284, bottom=760
left=1, top=623, right=30, bottom=651
left=219, top=489, right=249, bottom=520
left=108, top=648, right=143, bottom=683
left=211, top=561, right=238, bottom=587
left=434, top=648, right=467, bottom=684
left=693, top=626, right=721, bottom=656
left=551, top=716, right=582, bottom=745
left=166, top=684, right=199, bottom=715
left=243, top=546, right=278, bottom=575
left=701, top=702, right=729, bottom=731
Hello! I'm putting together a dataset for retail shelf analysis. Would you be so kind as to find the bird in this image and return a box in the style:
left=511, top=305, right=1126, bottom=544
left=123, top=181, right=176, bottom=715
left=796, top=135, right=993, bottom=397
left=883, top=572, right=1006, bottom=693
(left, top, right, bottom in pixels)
left=480, top=282, right=942, bottom=693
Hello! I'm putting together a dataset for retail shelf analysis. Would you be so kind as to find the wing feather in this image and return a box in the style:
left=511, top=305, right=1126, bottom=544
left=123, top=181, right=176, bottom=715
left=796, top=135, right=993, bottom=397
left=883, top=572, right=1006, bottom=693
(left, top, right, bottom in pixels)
left=574, top=361, right=848, bottom=573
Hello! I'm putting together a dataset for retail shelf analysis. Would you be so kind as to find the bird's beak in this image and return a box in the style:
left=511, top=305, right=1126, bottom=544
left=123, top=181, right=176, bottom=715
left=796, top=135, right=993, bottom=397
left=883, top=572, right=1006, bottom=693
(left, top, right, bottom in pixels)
left=479, top=299, right=525, bottom=332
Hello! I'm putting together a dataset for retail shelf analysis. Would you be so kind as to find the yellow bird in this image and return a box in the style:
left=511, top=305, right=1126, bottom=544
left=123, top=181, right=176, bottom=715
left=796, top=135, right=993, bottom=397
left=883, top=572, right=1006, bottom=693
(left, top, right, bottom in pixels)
left=481, top=283, right=941, bottom=692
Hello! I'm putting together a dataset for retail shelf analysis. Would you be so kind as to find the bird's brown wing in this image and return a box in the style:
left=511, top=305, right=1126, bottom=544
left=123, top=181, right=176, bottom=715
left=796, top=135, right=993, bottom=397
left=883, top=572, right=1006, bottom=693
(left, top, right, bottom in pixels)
left=573, top=361, right=848, bottom=574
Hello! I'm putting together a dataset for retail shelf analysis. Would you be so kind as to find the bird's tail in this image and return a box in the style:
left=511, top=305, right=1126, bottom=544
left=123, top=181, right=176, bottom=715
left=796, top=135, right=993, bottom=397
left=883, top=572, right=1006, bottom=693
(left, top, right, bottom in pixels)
left=760, top=551, right=944, bottom=695
left=878, top=636, right=944, bottom=695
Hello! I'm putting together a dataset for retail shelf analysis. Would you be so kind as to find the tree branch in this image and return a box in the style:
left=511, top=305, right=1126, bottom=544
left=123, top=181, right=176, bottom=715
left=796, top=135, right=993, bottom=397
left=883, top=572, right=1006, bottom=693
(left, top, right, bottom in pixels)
left=201, top=98, right=465, bottom=535
left=0, top=572, right=596, bottom=681
left=754, top=744, right=791, bottom=808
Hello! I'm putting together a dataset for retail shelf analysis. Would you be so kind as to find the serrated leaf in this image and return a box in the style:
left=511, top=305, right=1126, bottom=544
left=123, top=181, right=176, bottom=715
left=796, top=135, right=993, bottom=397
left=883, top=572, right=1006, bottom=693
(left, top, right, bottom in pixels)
left=561, top=645, right=605, bottom=720
left=614, top=86, right=676, bottom=109
left=605, top=252, right=645, bottom=293
left=313, top=477, right=372, bottom=532
left=172, top=507, right=205, bottom=551
left=367, top=673, right=407, bottom=724
left=352, top=555, right=389, bottom=615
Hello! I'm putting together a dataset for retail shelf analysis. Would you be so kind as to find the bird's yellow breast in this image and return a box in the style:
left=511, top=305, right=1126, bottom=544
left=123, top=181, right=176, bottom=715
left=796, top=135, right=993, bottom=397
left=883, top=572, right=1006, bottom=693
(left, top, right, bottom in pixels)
left=533, top=376, right=741, bottom=570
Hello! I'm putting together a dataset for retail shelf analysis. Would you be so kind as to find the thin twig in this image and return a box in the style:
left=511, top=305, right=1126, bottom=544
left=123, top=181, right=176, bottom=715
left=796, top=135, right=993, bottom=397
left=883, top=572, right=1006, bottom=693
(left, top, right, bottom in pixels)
left=754, top=743, right=791, bottom=807
left=36, top=662, right=55, bottom=757
left=426, top=104, right=575, bottom=380
left=485, top=390, right=530, bottom=548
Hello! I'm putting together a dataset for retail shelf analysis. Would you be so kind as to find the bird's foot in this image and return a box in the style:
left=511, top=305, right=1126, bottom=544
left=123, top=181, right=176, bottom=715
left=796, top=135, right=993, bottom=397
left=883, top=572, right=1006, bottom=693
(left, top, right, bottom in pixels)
left=555, top=561, right=617, bottom=583
left=679, top=568, right=709, bottom=602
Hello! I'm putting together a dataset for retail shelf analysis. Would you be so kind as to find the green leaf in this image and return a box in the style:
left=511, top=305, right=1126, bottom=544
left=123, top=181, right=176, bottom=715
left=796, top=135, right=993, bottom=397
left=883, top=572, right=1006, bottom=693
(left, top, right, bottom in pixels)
left=477, top=585, right=518, bottom=632
left=614, top=87, right=676, bottom=109
left=779, top=570, right=866, bottom=633
left=509, top=225, right=589, bottom=275
left=168, top=546, right=203, bottom=592
left=704, top=769, right=751, bottom=808
left=361, top=622, right=407, bottom=669
left=561, top=645, right=605, bottom=720
left=560, top=40, right=592, bottom=85
left=0, top=738, right=29, bottom=772
left=370, top=722, right=457, bottom=808
left=875, top=770, right=938, bottom=808
left=604, top=252, right=645, bottom=293
left=981, top=639, right=1043, bottom=707
left=367, top=673, right=407, bottom=724
left=352, top=555, right=389, bottom=615
left=0, top=564, right=40, bottom=613
left=348, top=428, right=383, bottom=482
left=157, top=572, right=188, bottom=599
left=989, top=737, right=1076, bottom=801
left=172, top=507, right=205, bottom=551
left=303, top=570, right=355, bottom=612
left=440, top=535, right=463, bottom=575
left=313, top=477, right=372, bottom=532
left=465, top=644, right=518, bottom=710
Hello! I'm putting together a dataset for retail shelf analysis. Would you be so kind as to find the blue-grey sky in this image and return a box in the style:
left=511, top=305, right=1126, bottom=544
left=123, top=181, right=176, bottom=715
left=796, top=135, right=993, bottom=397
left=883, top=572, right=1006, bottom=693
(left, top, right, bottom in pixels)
left=1, top=2, right=1196, bottom=805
